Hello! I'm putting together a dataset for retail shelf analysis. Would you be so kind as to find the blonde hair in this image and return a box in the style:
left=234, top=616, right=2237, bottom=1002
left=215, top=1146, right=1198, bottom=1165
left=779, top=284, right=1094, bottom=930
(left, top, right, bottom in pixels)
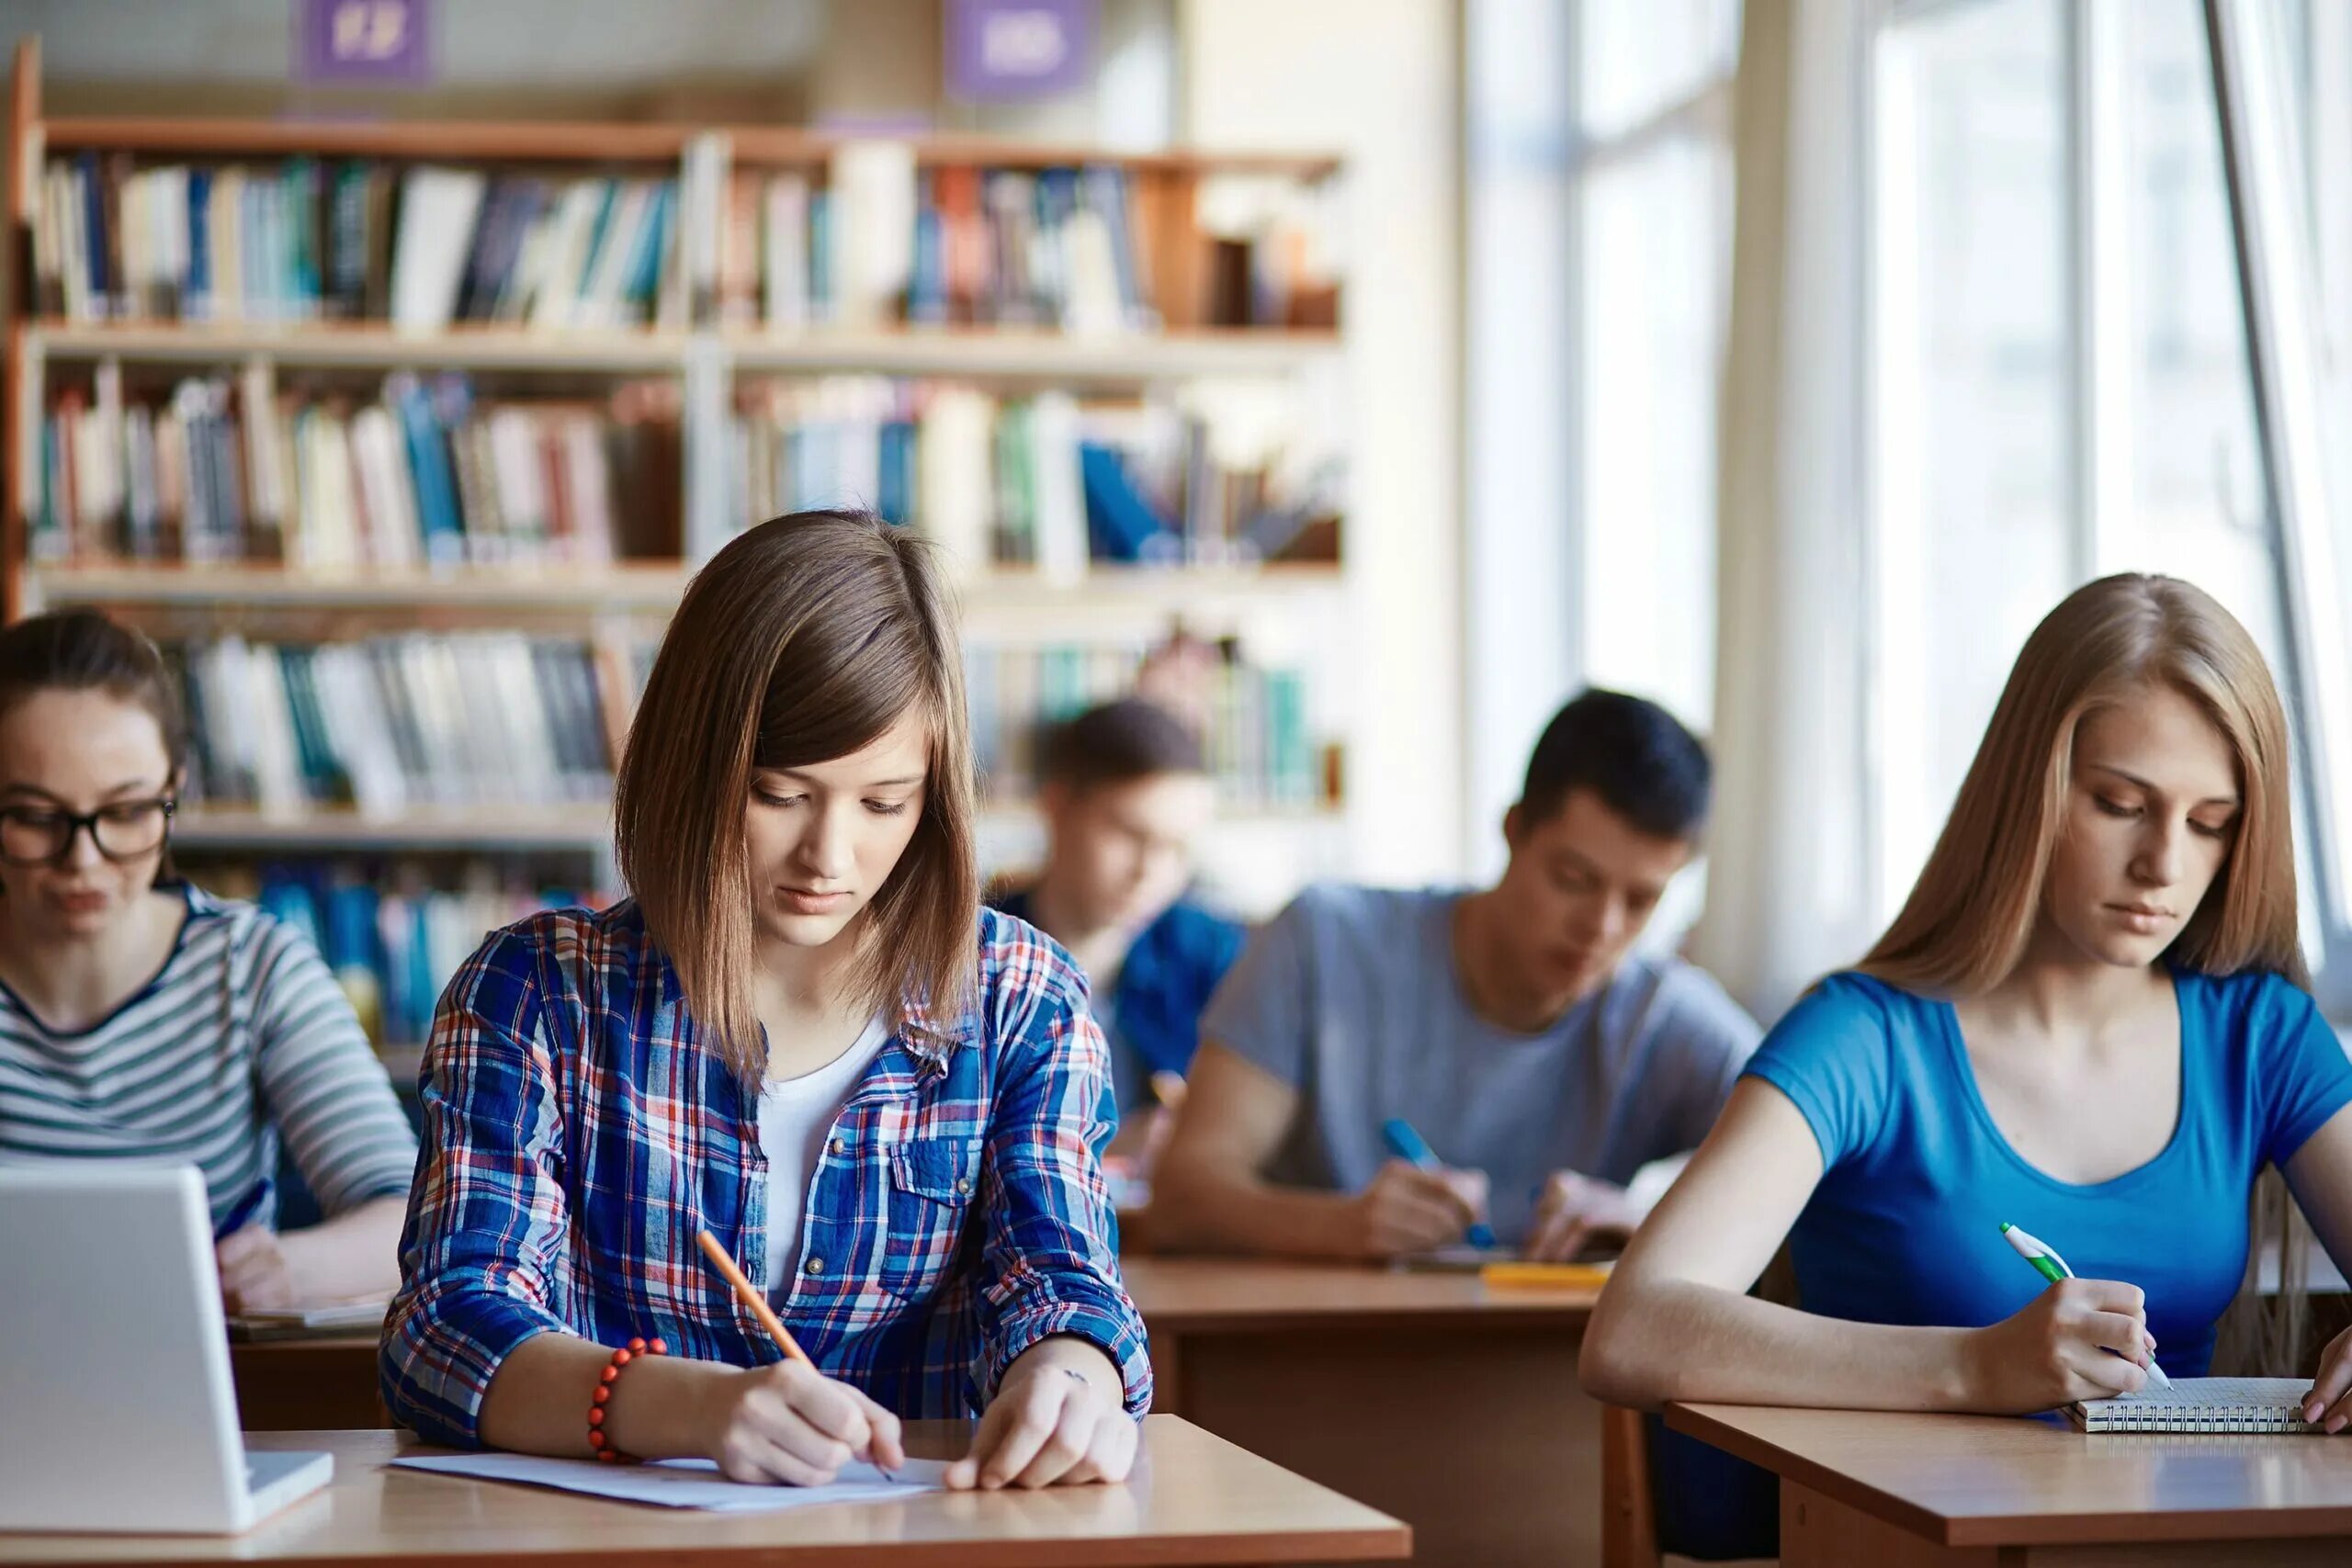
left=1861, top=572, right=2305, bottom=995
left=613, top=511, right=979, bottom=1081
left=1862, top=572, right=2313, bottom=1372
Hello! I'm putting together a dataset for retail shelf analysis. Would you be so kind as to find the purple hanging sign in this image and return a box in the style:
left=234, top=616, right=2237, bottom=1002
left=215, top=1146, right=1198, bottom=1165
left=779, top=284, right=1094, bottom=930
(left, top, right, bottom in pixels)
left=945, top=0, right=1095, bottom=101
left=296, top=0, right=435, bottom=85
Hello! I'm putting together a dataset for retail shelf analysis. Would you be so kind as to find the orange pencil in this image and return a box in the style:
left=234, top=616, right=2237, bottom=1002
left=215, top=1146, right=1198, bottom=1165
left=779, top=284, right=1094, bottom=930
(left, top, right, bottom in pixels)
left=695, top=1230, right=897, bottom=1481
left=695, top=1229, right=813, bottom=1366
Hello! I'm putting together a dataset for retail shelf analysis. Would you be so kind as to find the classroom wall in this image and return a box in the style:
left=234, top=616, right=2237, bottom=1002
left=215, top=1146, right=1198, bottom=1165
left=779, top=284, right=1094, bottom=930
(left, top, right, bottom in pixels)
left=1180, top=0, right=1465, bottom=887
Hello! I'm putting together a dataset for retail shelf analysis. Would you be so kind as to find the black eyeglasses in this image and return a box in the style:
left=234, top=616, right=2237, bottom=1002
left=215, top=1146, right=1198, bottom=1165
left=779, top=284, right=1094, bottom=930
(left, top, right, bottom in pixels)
left=0, top=798, right=177, bottom=867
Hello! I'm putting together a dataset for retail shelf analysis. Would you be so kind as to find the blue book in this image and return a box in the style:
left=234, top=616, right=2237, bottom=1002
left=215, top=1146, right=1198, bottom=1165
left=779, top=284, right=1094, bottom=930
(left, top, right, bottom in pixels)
left=392, top=377, right=466, bottom=566
left=907, top=179, right=946, bottom=325
left=573, top=181, right=619, bottom=306
left=256, top=869, right=325, bottom=953
left=186, top=168, right=213, bottom=318
left=1080, top=442, right=1171, bottom=563
left=621, top=180, right=673, bottom=319
left=877, top=418, right=915, bottom=524
left=76, top=152, right=108, bottom=308
left=807, top=190, right=832, bottom=319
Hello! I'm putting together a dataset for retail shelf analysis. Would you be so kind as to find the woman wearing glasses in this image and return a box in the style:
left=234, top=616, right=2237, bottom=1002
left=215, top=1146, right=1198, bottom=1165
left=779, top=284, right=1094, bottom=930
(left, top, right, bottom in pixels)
left=0, top=610, right=415, bottom=1311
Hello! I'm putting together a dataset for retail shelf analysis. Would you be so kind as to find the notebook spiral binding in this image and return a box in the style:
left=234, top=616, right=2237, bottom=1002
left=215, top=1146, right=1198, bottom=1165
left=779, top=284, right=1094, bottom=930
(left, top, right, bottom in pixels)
left=2094, top=1404, right=2306, bottom=1433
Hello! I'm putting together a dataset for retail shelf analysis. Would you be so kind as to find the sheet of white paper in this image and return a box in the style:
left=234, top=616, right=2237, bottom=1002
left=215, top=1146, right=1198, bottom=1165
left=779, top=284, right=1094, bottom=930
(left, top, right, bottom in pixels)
left=391, top=1451, right=952, bottom=1511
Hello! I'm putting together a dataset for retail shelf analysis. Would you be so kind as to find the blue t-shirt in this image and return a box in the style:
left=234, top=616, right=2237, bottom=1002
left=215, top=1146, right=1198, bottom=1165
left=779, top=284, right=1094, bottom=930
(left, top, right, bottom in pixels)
left=1202, top=883, right=1760, bottom=1243
left=988, top=887, right=1245, bottom=1120
left=1746, top=968, right=2352, bottom=1378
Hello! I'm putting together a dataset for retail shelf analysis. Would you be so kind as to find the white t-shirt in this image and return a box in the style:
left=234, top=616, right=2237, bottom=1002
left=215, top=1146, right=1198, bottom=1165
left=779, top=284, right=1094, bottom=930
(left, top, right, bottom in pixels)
left=758, top=1017, right=891, bottom=1302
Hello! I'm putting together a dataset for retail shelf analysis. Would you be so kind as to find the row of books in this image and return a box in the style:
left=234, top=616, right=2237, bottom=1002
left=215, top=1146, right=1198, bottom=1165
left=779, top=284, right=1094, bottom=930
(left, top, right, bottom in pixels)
left=167, top=634, right=628, bottom=817
left=161, top=628, right=1324, bottom=819
left=33, top=155, right=684, bottom=332
left=33, top=367, right=684, bottom=569
left=35, top=369, right=1336, bottom=571
left=32, top=151, right=1340, bottom=334
left=728, top=378, right=1341, bottom=573
left=968, top=644, right=1322, bottom=807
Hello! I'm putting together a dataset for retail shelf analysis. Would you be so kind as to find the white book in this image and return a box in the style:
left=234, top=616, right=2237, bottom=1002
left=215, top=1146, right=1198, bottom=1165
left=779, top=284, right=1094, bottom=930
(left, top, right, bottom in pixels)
left=560, top=416, right=615, bottom=564
left=1060, top=206, right=1127, bottom=335
left=243, top=642, right=309, bottom=813
left=240, top=359, right=286, bottom=539
left=117, top=170, right=152, bottom=321
left=29, top=165, right=59, bottom=314
left=762, top=172, right=809, bottom=331
left=349, top=405, right=422, bottom=569
left=311, top=647, right=407, bottom=817
left=389, top=167, right=487, bottom=333
left=524, top=180, right=606, bottom=330
left=45, top=168, right=87, bottom=322
left=153, top=166, right=188, bottom=315
left=209, top=167, right=245, bottom=322
left=827, top=141, right=916, bottom=329
left=2071, top=1378, right=2335, bottom=1435
left=1028, top=389, right=1089, bottom=585
left=578, top=180, right=651, bottom=331
left=487, top=408, right=548, bottom=557
left=84, top=358, right=126, bottom=542
left=292, top=410, right=359, bottom=570
left=916, top=386, right=993, bottom=578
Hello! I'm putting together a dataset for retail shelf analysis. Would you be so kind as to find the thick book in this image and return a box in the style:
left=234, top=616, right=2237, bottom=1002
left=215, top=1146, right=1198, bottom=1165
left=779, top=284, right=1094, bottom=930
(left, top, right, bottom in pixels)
left=2070, top=1378, right=2330, bottom=1434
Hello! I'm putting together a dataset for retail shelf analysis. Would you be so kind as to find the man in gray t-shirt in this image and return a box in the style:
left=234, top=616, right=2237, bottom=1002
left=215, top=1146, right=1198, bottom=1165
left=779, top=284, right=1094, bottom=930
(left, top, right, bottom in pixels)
left=1152, top=689, right=1761, bottom=1260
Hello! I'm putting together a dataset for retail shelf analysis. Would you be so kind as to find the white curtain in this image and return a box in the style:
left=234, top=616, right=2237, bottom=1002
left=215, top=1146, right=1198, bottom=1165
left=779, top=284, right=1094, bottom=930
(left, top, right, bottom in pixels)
left=1687, top=0, right=1882, bottom=1023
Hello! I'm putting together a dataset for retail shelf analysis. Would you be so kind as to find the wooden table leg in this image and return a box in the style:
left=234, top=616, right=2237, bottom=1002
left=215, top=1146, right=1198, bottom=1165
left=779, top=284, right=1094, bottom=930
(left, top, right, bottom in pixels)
left=1167, top=1324, right=1596, bottom=1568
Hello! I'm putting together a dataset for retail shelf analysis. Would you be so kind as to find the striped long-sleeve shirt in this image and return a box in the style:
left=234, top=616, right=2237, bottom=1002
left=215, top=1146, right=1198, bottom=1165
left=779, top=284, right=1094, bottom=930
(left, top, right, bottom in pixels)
left=381, top=900, right=1151, bottom=1448
left=0, top=884, right=418, bottom=1230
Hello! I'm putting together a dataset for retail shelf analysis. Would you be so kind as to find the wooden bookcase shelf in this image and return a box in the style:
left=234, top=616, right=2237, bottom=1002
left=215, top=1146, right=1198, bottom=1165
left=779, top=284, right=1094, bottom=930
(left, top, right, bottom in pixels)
left=5, top=36, right=1352, bottom=898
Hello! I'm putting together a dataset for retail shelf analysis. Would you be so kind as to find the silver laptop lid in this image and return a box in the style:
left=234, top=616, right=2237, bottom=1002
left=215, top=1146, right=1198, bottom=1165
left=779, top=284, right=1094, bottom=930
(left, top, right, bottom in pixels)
left=0, top=1162, right=253, bottom=1531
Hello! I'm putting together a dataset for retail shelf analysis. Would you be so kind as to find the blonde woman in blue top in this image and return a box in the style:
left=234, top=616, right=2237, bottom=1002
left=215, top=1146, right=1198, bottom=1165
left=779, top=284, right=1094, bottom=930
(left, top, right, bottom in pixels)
left=1583, top=575, right=2352, bottom=1435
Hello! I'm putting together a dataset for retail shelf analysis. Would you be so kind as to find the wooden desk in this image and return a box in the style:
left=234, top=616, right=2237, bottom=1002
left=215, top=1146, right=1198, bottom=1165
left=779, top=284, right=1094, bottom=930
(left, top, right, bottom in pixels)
left=229, top=1338, right=386, bottom=1431
left=1125, top=1258, right=1601, bottom=1568
left=0, top=1418, right=1408, bottom=1568
left=1670, top=1401, right=2352, bottom=1565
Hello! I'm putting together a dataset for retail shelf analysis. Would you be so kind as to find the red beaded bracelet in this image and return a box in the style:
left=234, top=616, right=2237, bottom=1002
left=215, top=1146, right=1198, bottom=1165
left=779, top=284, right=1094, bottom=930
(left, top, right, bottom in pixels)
left=587, top=1336, right=668, bottom=1463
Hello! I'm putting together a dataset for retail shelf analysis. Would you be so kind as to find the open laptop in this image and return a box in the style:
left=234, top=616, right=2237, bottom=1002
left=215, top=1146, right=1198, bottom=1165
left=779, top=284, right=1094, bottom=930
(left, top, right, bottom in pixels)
left=0, top=1163, right=334, bottom=1533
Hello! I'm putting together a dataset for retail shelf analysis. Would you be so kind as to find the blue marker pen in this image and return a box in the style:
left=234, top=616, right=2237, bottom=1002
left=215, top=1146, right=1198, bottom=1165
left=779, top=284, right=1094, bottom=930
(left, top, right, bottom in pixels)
left=213, top=1175, right=274, bottom=1242
left=1380, top=1118, right=1498, bottom=1248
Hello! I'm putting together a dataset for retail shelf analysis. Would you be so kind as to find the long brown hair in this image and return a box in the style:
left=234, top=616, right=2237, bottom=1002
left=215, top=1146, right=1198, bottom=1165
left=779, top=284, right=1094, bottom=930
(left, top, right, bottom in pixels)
left=1861, top=572, right=2304, bottom=994
left=614, top=510, right=979, bottom=1079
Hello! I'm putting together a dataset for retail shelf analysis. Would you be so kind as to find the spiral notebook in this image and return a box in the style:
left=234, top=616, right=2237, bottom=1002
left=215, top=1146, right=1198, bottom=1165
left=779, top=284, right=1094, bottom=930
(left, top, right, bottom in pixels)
left=2069, top=1377, right=2326, bottom=1434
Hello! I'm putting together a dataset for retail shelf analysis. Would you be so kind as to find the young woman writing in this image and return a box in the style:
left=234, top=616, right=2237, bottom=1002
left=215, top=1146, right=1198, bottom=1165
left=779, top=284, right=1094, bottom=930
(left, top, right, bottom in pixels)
left=382, top=511, right=1149, bottom=1490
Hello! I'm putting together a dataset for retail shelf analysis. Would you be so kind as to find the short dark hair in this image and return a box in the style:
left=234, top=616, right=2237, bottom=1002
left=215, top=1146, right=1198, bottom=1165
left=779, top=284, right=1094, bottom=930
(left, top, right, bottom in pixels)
left=1520, top=688, right=1711, bottom=840
left=1039, top=698, right=1205, bottom=794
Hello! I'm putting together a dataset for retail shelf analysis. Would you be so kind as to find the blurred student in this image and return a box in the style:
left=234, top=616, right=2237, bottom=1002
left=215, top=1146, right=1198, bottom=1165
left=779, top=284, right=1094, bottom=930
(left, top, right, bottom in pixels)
left=0, top=610, right=414, bottom=1312
left=989, top=698, right=1245, bottom=1167
left=1582, top=575, right=2352, bottom=1437
left=1150, top=688, right=1759, bottom=1261
left=384, top=512, right=1148, bottom=1492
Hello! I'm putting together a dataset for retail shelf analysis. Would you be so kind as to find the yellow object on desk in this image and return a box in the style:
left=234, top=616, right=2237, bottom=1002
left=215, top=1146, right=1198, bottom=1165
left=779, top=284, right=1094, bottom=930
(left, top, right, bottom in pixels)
left=1478, top=1260, right=1613, bottom=1290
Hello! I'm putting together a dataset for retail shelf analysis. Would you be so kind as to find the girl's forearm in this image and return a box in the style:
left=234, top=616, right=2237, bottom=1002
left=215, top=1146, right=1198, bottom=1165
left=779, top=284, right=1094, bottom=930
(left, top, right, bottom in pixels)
left=1581, top=1278, right=1981, bottom=1413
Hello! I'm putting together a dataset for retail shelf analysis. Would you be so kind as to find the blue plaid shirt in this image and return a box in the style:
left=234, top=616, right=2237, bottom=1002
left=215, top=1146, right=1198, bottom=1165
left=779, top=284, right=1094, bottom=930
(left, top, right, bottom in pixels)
left=380, top=901, right=1151, bottom=1448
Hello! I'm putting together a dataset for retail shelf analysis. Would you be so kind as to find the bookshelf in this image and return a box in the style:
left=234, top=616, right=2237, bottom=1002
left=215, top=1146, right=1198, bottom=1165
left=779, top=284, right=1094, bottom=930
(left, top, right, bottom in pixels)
left=5, top=36, right=1356, bottom=964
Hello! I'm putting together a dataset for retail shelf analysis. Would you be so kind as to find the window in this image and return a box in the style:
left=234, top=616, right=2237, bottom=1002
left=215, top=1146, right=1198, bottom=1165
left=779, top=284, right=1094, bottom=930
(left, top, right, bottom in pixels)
left=1575, top=0, right=1737, bottom=731
left=1871, top=0, right=2071, bottom=914
left=1461, top=0, right=1737, bottom=875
